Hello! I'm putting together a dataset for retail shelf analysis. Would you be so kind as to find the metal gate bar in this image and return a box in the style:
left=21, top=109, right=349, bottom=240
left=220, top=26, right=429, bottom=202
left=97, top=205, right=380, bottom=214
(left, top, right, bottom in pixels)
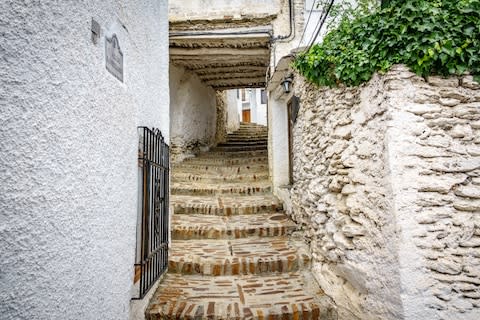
left=135, top=127, right=169, bottom=299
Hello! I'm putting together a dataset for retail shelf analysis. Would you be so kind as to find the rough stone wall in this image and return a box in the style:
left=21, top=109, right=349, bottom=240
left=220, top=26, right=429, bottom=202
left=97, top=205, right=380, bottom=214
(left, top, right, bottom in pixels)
left=0, top=1, right=169, bottom=320
left=291, top=72, right=402, bottom=320
left=170, top=65, right=217, bottom=163
left=291, top=65, right=480, bottom=319
left=385, top=66, right=480, bottom=319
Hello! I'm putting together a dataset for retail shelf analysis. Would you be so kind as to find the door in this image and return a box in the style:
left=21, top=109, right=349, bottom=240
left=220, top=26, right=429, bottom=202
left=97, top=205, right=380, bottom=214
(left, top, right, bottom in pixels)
left=242, top=109, right=251, bottom=123
left=287, top=96, right=300, bottom=185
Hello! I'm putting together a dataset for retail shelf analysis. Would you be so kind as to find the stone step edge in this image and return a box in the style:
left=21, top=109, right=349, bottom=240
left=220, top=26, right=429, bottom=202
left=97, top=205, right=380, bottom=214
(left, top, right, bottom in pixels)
left=172, top=213, right=296, bottom=240
left=171, top=184, right=271, bottom=196
left=172, top=203, right=283, bottom=216
left=168, top=240, right=311, bottom=276
left=146, top=300, right=334, bottom=320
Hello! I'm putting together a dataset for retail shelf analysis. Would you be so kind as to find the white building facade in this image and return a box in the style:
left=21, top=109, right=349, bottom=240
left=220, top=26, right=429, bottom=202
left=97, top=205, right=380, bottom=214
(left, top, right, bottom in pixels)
left=0, top=1, right=170, bottom=319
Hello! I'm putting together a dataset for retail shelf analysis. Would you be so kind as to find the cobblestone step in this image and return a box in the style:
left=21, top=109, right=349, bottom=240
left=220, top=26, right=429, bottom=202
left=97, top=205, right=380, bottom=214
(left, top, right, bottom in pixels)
left=146, top=272, right=336, bottom=320
left=226, top=135, right=267, bottom=141
left=197, top=149, right=267, bottom=158
left=172, top=213, right=296, bottom=240
left=172, top=171, right=269, bottom=183
left=171, top=194, right=282, bottom=215
left=168, top=236, right=311, bottom=276
left=211, top=145, right=267, bottom=152
left=222, top=139, right=268, bottom=146
left=171, top=181, right=271, bottom=196
left=182, top=156, right=268, bottom=166
left=173, top=162, right=268, bottom=175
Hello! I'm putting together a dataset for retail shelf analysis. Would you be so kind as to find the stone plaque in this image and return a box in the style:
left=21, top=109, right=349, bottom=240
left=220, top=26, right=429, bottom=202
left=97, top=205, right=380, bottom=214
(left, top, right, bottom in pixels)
left=105, top=34, right=123, bottom=82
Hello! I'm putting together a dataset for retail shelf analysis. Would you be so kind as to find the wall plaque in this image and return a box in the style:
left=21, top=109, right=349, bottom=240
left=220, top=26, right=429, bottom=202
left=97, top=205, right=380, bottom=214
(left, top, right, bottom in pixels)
left=105, top=34, right=123, bottom=82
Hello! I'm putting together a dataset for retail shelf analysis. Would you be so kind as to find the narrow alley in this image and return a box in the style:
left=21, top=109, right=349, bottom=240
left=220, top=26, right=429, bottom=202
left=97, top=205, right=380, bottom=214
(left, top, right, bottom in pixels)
left=146, top=123, right=336, bottom=319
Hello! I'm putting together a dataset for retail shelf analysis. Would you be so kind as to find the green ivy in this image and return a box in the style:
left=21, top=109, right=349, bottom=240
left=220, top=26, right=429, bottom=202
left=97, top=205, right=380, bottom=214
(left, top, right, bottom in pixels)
left=293, top=0, right=480, bottom=87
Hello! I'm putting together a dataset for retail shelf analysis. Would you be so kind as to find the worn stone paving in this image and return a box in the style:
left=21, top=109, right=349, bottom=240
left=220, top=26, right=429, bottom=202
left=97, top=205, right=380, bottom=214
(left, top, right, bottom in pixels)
left=147, top=123, right=336, bottom=319
left=172, top=213, right=295, bottom=239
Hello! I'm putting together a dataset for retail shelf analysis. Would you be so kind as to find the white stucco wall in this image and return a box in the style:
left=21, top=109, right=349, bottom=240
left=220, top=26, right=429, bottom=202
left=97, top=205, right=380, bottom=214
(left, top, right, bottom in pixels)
left=226, top=90, right=241, bottom=132
left=170, top=65, right=217, bottom=162
left=268, top=91, right=291, bottom=192
left=0, top=1, right=169, bottom=320
left=255, top=89, right=268, bottom=126
left=169, top=0, right=281, bottom=21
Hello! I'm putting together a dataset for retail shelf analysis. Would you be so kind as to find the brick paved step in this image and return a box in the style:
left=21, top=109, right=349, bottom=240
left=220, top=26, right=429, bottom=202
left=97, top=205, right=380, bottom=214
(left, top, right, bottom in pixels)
left=172, top=213, right=296, bottom=240
left=182, top=156, right=268, bottom=166
left=171, top=181, right=271, bottom=196
left=173, top=162, right=268, bottom=175
left=211, top=145, right=267, bottom=152
left=197, top=149, right=268, bottom=158
left=172, top=171, right=269, bottom=183
left=168, top=236, right=311, bottom=276
left=220, top=140, right=267, bottom=146
left=146, top=271, right=337, bottom=320
left=171, top=194, right=282, bottom=215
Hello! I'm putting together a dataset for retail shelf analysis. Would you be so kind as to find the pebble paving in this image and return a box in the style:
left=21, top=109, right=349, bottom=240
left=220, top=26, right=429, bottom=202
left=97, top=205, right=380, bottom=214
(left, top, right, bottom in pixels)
left=146, top=123, right=336, bottom=320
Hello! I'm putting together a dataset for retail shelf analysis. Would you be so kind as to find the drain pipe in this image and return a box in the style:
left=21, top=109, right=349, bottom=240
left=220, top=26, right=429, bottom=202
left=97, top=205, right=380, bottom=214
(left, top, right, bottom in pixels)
left=271, top=0, right=295, bottom=43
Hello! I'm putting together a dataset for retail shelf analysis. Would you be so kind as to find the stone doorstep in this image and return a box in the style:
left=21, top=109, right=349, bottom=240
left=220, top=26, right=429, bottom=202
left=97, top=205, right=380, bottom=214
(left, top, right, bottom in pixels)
left=172, top=213, right=296, bottom=240
left=168, top=236, right=311, bottom=276
left=171, top=194, right=283, bottom=215
left=171, top=181, right=272, bottom=196
left=146, top=272, right=337, bottom=320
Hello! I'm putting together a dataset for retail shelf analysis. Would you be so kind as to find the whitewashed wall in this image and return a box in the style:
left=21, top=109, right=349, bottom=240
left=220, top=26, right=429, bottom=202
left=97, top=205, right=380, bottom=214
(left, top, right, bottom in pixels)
left=169, top=0, right=281, bottom=21
left=0, top=1, right=169, bottom=320
left=170, top=65, right=217, bottom=163
left=226, top=90, right=241, bottom=133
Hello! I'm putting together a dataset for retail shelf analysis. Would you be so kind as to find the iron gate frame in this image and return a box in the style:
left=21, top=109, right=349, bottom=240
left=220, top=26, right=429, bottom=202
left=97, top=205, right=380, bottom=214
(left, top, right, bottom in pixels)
left=134, top=126, right=170, bottom=299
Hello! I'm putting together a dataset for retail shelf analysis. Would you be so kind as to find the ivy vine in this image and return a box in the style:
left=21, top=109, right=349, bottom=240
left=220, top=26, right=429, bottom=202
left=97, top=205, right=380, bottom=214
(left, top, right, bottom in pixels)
left=293, top=0, right=480, bottom=87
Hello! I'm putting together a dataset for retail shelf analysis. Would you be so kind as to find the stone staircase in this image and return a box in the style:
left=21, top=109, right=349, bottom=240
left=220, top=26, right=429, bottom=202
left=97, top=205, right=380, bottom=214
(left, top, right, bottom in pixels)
left=146, top=123, right=336, bottom=320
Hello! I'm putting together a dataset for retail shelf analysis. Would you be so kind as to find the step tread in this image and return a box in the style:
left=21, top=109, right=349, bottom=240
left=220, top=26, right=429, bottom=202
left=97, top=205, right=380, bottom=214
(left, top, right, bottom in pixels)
left=172, top=213, right=296, bottom=239
left=168, top=236, right=311, bottom=276
left=171, top=181, right=271, bottom=196
left=146, top=272, right=336, bottom=320
left=171, top=194, right=282, bottom=215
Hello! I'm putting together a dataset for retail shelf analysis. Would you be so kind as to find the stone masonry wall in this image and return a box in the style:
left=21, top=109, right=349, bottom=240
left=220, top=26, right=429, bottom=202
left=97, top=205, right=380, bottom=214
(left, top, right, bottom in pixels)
left=290, top=65, right=480, bottom=319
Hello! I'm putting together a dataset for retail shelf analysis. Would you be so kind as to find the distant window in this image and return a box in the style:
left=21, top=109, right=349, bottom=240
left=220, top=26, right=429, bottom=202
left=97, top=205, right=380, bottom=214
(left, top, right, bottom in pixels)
left=241, top=89, right=246, bottom=101
left=237, top=89, right=240, bottom=99
left=260, top=89, right=267, bottom=104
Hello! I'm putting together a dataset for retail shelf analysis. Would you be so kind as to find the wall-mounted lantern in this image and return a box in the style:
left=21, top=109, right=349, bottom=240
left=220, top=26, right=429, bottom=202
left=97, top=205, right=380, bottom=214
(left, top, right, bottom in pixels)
left=281, top=74, right=293, bottom=94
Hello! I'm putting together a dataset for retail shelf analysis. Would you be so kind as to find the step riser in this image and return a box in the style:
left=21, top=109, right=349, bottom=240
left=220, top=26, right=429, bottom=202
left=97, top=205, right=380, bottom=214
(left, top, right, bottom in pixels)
left=171, top=186, right=271, bottom=196
left=168, top=255, right=310, bottom=276
left=172, top=225, right=293, bottom=240
left=183, top=157, right=267, bottom=165
left=147, top=302, right=332, bottom=320
left=173, top=164, right=268, bottom=171
left=221, top=141, right=267, bottom=146
left=211, top=146, right=267, bottom=152
left=173, top=204, right=283, bottom=216
left=198, top=151, right=268, bottom=158
left=172, top=175, right=269, bottom=183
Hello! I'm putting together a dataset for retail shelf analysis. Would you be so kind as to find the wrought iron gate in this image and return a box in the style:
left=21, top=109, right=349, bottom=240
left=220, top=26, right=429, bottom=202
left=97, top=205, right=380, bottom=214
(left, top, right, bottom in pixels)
left=134, top=127, right=169, bottom=299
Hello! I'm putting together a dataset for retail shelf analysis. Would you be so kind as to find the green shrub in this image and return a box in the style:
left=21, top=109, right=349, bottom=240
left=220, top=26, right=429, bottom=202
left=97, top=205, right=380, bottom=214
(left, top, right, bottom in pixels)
left=293, top=0, right=480, bottom=87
